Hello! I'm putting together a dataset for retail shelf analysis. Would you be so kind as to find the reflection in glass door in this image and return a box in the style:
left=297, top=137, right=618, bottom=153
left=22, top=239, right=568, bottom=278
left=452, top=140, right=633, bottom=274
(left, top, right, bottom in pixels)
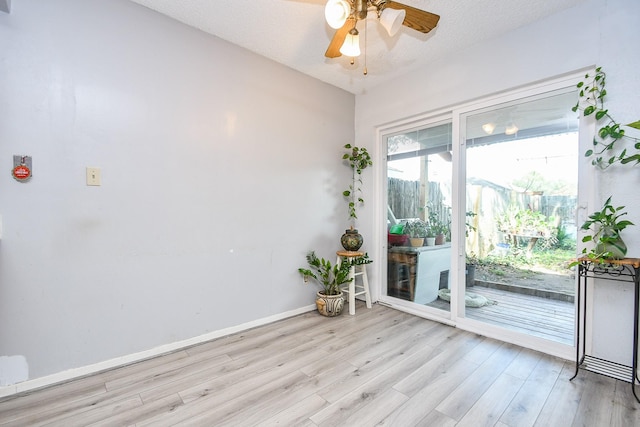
left=386, top=121, right=453, bottom=315
left=462, top=90, right=579, bottom=345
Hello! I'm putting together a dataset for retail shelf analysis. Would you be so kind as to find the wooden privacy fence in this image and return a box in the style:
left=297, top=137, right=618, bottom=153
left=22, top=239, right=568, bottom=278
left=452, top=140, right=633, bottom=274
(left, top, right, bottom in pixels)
left=388, top=178, right=421, bottom=220
left=388, top=178, right=448, bottom=222
left=389, top=177, right=576, bottom=255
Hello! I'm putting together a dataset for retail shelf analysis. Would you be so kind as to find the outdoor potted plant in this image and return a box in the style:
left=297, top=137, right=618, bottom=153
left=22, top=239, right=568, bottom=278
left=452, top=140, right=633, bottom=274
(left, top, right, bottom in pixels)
left=425, top=206, right=449, bottom=245
left=405, top=219, right=428, bottom=247
left=465, top=252, right=478, bottom=287
left=577, top=196, right=633, bottom=262
left=388, top=222, right=409, bottom=247
left=425, top=226, right=436, bottom=246
left=433, top=221, right=449, bottom=245
left=496, top=206, right=558, bottom=256
left=341, top=144, right=373, bottom=251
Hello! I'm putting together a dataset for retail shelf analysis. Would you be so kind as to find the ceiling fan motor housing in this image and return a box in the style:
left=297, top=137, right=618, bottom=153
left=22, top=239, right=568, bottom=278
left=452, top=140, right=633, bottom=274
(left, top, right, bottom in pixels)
left=355, top=0, right=390, bottom=19
left=354, top=0, right=368, bottom=19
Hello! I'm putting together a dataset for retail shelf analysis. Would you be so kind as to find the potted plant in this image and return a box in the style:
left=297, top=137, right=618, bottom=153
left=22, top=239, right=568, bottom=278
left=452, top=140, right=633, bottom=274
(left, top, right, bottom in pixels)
left=496, top=206, right=558, bottom=252
left=465, top=251, right=479, bottom=287
left=299, top=251, right=349, bottom=317
left=298, top=251, right=371, bottom=317
left=405, top=219, right=428, bottom=247
left=425, top=205, right=450, bottom=245
left=576, top=196, right=633, bottom=262
left=388, top=222, right=409, bottom=247
left=425, top=225, right=436, bottom=246
left=341, top=144, right=373, bottom=251
left=433, top=221, right=449, bottom=245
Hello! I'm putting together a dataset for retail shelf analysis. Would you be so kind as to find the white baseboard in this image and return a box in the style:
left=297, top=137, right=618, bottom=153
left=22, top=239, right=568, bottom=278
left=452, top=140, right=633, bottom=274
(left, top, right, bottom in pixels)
left=0, top=304, right=316, bottom=399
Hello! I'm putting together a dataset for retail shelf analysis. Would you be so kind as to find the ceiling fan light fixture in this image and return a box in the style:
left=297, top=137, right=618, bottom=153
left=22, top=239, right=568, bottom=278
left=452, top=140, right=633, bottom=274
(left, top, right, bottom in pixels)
left=325, top=0, right=351, bottom=29
left=340, top=28, right=361, bottom=57
left=379, top=7, right=406, bottom=37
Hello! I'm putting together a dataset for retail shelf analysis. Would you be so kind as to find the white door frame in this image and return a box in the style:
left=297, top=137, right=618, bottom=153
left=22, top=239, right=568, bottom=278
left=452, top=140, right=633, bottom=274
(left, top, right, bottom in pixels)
left=374, top=69, right=592, bottom=361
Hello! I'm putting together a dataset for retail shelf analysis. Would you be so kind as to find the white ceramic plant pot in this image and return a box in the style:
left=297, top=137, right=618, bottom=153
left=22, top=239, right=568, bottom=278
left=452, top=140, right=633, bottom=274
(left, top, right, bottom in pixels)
left=596, top=234, right=627, bottom=260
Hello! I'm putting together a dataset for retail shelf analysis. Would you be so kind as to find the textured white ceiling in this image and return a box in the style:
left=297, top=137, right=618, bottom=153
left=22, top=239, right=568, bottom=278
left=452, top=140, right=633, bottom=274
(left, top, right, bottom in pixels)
left=129, top=0, right=586, bottom=94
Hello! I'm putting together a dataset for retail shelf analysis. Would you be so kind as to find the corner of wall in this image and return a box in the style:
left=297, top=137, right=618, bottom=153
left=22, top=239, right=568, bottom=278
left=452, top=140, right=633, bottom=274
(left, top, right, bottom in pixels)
left=0, top=0, right=11, bottom=14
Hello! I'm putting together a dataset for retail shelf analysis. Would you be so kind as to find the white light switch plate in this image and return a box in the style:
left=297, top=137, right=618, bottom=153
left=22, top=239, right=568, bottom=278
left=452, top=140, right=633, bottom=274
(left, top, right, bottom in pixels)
left=86, top=167, right=101, bottom=186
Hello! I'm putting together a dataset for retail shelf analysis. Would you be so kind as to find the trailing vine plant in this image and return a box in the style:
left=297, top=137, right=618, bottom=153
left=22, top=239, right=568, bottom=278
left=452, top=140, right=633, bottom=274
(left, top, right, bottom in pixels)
left=342, top=143, right=373, bottom=225
left=572, top=67, right=640, bottom=169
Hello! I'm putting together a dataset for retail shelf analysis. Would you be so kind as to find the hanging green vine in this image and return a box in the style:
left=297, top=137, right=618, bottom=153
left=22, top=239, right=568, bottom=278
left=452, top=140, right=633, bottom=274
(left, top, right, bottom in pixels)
left=342, top=144, right=372, bottom=222
left=572, top=67, right=640, bottom=169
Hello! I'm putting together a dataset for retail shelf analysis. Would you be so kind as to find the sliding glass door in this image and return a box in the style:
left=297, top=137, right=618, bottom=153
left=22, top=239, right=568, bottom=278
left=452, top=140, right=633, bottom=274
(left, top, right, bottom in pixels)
left=380, top=77, right=582, bottom=354
left=385, top=119, right=453, bottom=316
left=461, top=90, right=579, bottom=345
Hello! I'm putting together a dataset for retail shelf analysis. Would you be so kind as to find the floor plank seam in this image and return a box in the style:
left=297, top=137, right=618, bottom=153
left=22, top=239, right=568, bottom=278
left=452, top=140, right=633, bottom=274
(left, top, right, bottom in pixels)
left=3, top=304, right=640, bottom=426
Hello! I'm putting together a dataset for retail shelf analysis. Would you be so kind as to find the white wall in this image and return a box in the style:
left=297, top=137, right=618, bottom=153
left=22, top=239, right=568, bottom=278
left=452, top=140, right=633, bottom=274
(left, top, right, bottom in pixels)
left=0, top=0, right=355, bottom=388
left=356, top=0, right=640, bottom=364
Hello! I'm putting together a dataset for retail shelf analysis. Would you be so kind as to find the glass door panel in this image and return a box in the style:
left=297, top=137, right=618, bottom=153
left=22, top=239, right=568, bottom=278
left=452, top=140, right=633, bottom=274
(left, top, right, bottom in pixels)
left=463, top=90, right=578, bottom=344
left=386, top=121, right=453, bottom=315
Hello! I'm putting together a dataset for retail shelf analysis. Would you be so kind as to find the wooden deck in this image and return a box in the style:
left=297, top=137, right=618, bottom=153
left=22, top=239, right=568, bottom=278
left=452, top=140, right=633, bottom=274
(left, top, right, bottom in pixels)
left=428, top=285, right=575, bottom=345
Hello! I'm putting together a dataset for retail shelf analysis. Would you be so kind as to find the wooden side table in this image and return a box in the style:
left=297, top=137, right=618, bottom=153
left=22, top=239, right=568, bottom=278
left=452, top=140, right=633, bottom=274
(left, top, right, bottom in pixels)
left=571, top=257, right=640, bottom=403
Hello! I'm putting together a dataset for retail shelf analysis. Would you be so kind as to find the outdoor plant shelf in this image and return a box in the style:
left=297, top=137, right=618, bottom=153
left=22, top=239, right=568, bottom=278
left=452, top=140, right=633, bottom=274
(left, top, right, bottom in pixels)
left=571, top=257, right=640, bottom=403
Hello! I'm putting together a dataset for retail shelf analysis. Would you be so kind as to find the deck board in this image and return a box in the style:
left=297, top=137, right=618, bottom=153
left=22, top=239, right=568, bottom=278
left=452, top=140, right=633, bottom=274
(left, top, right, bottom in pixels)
left=428, top=285, right=575, bottom=345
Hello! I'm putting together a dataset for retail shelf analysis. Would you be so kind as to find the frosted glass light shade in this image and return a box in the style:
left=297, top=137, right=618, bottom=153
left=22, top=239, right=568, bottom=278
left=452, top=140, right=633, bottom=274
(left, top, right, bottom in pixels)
left=505, top=124, right=519, bottom=135
left=325, top=0, right=351, bottom=29
left=481, top=123, right=496, bottom=134
left=340, top=30, right=361, bottom=57
left=379, top=8, right=406, bottom=36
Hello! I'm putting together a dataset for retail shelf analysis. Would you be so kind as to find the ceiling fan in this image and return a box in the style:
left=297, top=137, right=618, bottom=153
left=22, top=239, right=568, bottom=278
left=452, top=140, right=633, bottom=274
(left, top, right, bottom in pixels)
left=324, top=0, right=440, bottom=59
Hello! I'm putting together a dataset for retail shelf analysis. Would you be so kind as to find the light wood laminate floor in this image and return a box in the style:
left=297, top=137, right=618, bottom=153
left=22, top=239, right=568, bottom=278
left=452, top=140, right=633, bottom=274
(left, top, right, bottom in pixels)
left=1, top=303, right=638, bottom=426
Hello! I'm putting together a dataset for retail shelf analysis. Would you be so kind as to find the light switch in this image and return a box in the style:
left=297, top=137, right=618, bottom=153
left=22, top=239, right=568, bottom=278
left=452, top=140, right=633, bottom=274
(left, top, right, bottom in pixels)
left=86, top=167, right=101, bottom=186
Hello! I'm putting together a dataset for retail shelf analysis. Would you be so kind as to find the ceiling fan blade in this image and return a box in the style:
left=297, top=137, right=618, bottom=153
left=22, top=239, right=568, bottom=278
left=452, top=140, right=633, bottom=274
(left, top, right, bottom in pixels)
left=325, top=18, right=355, bottom=58
left=385, top=1, right=440, bottom=34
